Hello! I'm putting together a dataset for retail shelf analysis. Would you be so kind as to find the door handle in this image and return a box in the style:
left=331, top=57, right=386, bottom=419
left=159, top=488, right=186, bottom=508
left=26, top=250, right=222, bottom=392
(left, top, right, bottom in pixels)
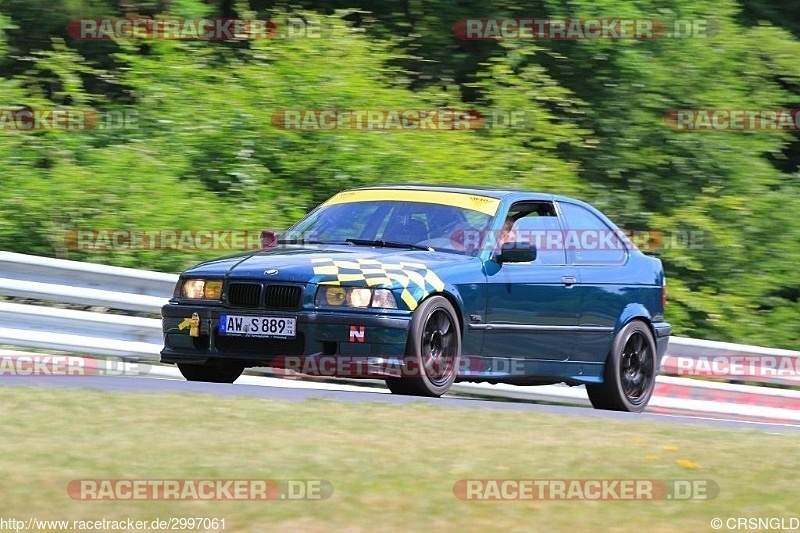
left=561, top=276, right=577, bottom=286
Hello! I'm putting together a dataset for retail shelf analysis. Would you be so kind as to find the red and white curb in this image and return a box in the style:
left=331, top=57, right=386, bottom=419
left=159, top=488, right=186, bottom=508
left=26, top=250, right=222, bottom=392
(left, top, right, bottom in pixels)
left=649, top=376, right=800, bottom=423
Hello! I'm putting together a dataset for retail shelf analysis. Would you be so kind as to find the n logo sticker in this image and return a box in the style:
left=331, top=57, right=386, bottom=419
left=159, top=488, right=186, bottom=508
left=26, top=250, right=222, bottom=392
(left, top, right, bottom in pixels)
left=349, top=326, right=365, bottom=343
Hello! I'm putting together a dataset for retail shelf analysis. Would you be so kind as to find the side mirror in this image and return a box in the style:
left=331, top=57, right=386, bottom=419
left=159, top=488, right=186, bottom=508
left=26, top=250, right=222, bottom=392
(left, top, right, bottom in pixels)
left=261, top=230, right=279, bottom=250
left=495, top=241, right=537, bottom=264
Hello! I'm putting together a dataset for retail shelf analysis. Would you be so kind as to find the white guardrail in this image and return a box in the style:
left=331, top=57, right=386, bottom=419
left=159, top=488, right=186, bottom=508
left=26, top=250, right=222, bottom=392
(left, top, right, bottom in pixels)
left=1, top=251, right=799, bottom=416
left=0, top=252, right=171, bottom=359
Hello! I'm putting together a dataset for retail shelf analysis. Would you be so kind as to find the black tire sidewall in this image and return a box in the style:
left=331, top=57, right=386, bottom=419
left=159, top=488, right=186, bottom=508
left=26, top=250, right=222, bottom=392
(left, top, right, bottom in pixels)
left=606, top=320, right=657, bottom=412
left=406, top=295, right=462, bottom=396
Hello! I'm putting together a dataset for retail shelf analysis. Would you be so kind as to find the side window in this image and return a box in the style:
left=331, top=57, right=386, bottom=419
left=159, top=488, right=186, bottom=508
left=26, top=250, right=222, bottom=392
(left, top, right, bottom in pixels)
left=504, top=201, right=566, bottom=265
left=558, top=203, right=627, bottom=265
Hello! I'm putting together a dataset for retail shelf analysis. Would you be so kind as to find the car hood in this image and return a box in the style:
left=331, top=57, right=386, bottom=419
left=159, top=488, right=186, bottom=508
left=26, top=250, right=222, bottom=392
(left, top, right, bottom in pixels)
left=181, top=244, right=468, bottom=284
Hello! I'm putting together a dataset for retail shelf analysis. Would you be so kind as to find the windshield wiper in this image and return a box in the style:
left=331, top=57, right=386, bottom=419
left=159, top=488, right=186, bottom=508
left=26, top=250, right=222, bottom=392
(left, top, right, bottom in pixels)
left=346, top=238, right=434, bottom=252
left=277, top=239, right=352, bottom=245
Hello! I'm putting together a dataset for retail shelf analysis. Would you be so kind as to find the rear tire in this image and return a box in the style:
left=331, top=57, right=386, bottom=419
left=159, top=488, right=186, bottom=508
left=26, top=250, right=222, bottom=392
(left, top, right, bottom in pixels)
left=586, top=320, right=657, bottom=412
left=385, top=296, right=461, bottom=397
left=178, top=360, right=245, bottom=384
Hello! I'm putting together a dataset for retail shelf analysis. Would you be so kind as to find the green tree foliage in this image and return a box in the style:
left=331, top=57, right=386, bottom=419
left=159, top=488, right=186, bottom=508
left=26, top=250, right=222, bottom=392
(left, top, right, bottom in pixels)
left=0, top=0, right=798, bottom=349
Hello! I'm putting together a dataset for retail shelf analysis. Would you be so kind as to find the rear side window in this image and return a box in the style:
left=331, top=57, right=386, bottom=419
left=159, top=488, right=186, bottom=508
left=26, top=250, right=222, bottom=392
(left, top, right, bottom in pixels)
left=558, top=203, right=627, bottom=265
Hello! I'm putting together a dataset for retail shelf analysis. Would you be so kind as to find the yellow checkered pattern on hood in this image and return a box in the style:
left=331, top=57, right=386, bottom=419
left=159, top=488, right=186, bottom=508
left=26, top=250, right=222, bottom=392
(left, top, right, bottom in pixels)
left=311, top=257, right=445, bottom=310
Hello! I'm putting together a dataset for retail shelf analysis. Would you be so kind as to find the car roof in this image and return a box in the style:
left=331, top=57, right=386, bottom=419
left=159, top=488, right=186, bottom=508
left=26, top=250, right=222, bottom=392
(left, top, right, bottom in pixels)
left=346, top=184, right=582, bottom=204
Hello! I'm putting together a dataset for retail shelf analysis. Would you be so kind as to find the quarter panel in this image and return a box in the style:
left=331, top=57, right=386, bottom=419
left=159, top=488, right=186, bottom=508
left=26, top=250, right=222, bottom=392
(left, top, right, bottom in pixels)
left=571, top=254, right=665, bottom=363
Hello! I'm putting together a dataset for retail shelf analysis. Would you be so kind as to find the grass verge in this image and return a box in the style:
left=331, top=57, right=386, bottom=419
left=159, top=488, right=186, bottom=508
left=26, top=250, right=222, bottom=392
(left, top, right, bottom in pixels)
left=0, top=386, right=796, bottom=532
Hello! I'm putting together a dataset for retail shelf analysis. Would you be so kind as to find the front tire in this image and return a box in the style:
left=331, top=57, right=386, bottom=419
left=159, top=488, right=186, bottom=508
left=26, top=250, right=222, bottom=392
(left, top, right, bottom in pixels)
left=385, top=296, right=461, bottom=397
left=177, top=360, right=245, bottom=384
left=586, top=320, right=657, bottom=412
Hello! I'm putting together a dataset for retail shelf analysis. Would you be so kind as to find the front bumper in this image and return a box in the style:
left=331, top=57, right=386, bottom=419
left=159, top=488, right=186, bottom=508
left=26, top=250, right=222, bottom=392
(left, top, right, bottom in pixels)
left=160, top=303, right=412, bottom=366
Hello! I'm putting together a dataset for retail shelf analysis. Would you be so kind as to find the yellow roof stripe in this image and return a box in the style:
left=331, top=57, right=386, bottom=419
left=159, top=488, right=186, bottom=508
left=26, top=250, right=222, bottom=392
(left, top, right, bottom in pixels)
left=323, top=189, right=500, bottom=216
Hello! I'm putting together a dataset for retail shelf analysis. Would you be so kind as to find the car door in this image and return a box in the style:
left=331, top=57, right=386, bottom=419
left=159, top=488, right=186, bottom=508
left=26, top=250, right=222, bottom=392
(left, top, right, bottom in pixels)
left=557, top=201, right=627, bottom=363
left=481, top=201, right=580, bottom=362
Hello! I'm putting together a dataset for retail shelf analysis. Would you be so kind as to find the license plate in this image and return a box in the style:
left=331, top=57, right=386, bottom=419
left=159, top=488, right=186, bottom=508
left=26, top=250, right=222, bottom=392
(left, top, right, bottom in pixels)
left=218, top=315, right=297, bottom=338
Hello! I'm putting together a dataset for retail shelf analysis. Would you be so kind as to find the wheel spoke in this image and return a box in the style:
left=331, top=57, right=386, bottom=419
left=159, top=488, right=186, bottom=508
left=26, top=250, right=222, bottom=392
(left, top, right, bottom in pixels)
left=434, top=312, right=449, bottom=334
left=619, top=332, right=654, bottom=403
left=632, top=334, right=645, bottom=356
left=424, top=354, right=439, bottom=374
left=641, top=355, right=652, bottom=374
left=440, top=319, right=450, bottom=336
left=441, top=334, right=452, bottom=353
left=433, top=312, right=443, bottom=331
left=413, top=303, right=459, bottom=388
left=422, top=331, right=433, bottom=354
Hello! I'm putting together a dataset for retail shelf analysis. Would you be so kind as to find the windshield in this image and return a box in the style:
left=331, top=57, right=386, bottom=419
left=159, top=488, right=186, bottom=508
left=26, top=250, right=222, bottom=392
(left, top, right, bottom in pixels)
left=282, top=199, right=496, bottom=255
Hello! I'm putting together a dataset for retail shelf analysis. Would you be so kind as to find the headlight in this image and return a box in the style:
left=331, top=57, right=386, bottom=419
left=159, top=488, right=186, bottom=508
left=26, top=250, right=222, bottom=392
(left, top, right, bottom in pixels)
left=180, top=279, right=223, bottom=300
left=347, top=288, right=372, bottom=307
left=324, top=286, right=347, bottom=306
left=315, top=286, right=397, bottom=309
left=371, top=289, right=397, bottom=309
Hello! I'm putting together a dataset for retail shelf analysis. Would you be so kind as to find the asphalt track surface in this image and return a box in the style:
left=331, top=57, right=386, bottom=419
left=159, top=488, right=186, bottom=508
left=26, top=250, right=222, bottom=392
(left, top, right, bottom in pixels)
left=2, top=372, right=799, bottom=433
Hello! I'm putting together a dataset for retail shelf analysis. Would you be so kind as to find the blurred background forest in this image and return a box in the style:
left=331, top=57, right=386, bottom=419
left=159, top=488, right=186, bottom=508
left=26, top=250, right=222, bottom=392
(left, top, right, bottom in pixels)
left=0, top=0, right=798, bottom=349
